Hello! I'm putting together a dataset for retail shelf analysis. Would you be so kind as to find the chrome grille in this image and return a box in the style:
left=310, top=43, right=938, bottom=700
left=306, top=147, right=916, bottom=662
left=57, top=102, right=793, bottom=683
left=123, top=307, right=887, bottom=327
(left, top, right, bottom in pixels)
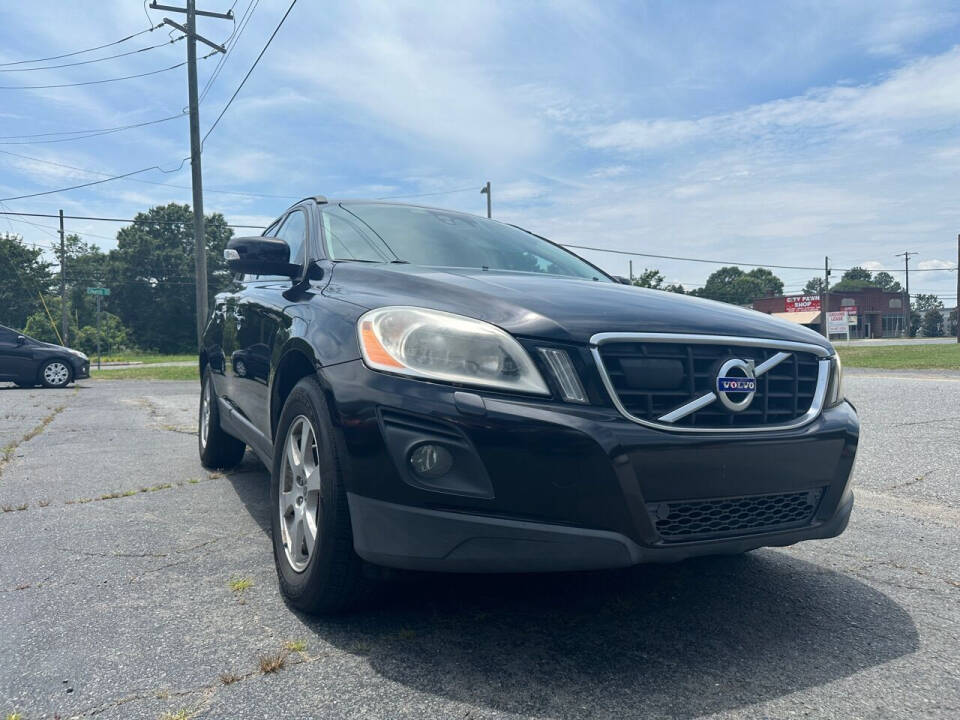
left=648, top=488, right=825, bottom=542
left=593, top=335, right=827, bottom=431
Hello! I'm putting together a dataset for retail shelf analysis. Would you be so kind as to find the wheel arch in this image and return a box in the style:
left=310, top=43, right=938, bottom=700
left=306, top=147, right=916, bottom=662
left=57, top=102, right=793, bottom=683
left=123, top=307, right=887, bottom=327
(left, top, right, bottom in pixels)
left=271, top=339, right=327, bottom=441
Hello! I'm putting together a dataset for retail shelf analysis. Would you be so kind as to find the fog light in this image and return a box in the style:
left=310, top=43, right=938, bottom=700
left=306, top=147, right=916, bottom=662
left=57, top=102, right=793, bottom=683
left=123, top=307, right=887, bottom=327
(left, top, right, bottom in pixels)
left=409, top=443, right=453, bottom=479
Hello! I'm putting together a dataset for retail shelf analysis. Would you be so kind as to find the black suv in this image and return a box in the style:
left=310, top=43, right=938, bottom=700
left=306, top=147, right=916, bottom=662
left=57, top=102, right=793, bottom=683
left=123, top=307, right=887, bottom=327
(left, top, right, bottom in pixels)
left=200, top=198, right=858, bottom=613
left=0, top=324, right=89, bottom=388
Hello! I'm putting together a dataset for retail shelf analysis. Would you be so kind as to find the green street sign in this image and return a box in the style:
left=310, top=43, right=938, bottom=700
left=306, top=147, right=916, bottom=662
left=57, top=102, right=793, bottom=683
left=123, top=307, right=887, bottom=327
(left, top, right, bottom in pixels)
left=86, top=287, right=110, bottom=296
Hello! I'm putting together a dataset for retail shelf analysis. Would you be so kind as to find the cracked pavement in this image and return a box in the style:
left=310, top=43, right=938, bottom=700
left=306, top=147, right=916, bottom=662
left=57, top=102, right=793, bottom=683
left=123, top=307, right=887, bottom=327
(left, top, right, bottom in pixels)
left=0, top=373, right=957, bottom=719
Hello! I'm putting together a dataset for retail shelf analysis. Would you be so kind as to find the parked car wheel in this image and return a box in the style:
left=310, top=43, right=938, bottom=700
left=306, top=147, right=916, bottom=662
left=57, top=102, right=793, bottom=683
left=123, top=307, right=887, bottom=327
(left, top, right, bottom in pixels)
left=39, top=360, right=72, bottom=388
left=198, top=368, right=246, bottom=469
left=271, top=375, right=364, bottom=614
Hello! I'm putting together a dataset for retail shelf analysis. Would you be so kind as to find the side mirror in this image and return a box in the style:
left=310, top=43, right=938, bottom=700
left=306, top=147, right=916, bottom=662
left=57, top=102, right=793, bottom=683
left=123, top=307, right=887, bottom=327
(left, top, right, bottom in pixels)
left=224, top=236, right=300, bottom=277
left=615, top=276, right=634, bottom=285
left=16, top=335, right=26, bottom=345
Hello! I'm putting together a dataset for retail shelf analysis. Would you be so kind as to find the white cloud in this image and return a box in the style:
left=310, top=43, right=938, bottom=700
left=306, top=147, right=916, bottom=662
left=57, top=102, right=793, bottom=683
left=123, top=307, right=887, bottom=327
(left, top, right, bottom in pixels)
left=585, top=47, right=960, bottom=152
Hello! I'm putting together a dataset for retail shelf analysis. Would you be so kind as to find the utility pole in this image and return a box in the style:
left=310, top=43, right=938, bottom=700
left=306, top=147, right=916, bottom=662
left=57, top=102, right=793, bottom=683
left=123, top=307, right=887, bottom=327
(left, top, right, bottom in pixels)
left=480, top=181, right=491, bottom=218
left=895, top=250, right=918, bottom=337
left=821, top=256, right=831, bottom=337
left=58, top=209, right=68, bottom=346
left=629, top=260, right=633, bottom=283
left=152, top=0, right=230, bottom=349
left=956, top=234, right=959, bottom=343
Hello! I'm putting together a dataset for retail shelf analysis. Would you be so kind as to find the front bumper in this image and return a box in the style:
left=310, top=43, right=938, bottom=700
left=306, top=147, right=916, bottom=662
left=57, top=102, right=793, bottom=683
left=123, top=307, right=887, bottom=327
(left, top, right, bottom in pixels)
left=323, top=360, right=859, bottom=573
left=74, top=360, right=90, bottom=380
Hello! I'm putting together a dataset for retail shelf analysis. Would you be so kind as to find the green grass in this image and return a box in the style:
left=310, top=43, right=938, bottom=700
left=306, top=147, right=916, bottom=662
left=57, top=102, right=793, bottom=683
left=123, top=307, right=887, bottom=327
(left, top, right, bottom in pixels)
left=97, top=352, right=196, bottom=364
left=90, top=365, right=198, bottom=381
left=838, top=343, right=960, bottom=370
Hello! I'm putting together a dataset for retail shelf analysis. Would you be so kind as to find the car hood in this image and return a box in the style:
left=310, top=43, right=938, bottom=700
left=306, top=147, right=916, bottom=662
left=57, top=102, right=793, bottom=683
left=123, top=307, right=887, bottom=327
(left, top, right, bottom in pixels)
left=324, top=264, right=833, bottom=350
left=32, top=340, right=87, bottom=359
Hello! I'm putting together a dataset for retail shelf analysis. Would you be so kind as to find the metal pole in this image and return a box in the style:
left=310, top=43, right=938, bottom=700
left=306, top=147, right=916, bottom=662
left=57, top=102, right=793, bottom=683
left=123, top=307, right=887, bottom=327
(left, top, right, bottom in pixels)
left=58, top=209, right=67, bottom=346
left=480, top=181, right=491, bottom=218
left=96, top=294, right=102, bottom=371
left=187, top=0, right=208, bottom=351
left=822, top=256, right=830, bottom=337
left=956, top=234, right=959, bottom=343
left=629, top=260, right=633, bottom=283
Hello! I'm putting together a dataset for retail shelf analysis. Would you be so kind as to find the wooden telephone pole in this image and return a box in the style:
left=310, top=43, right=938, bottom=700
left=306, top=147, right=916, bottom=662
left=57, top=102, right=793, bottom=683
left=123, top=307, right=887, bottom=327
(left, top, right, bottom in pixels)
left=150, top=0, right=231, bottom=349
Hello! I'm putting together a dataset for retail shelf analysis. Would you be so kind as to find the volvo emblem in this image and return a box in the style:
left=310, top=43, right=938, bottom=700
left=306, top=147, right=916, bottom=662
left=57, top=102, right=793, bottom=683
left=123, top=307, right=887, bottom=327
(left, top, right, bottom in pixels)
left=716, top=358, right=757, bottom=412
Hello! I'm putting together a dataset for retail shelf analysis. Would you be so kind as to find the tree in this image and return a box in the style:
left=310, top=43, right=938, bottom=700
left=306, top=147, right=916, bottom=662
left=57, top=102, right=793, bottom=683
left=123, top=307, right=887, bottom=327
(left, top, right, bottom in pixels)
left=690, top=266, right=784, bottom=305
left=913, top=293, right=943, bottom=314
left=74, top=312, right=130, bottom=356
left=872, top=271, right=902, bottom=293
left=909, top=310, right=921, bottom=338
left=0, top=233, right=54, bottom=330
left=105, top=203, right=233, bottom=352
left=803, top=277, right=825, bottom=294
left=663, top=283, right=686, bottom=294
left=22, top=297, right=76, bottom=344
left=921, top=308, right=944, bottom=337
left=56, top=233, right=109, bottom=330
left=632, top=268, right=665, bottom=289
left=949, top=308, right=958, bottom=337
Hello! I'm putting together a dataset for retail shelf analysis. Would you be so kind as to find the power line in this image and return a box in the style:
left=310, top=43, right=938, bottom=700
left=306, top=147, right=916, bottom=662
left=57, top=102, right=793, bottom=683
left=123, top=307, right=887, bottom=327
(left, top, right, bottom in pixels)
left=0, top=36, right=185, bottom=73
left=0, top=149, right=298, bottom=200
left=0, top=166, right=177, bottom=202
left=374, top=186, right=478, bottom=200
left=200, top=0, right=258, bottom=103
left=0, top=24, right=164, bottom=67
left=201, top=0, right=298, bottom=146
left=0, top=52, right=215, bottom=90
left=0, top=113, right=188, bottom=145
left=561, top=242, right=955, bottom=274
left=0, top=210, right=265, bottom=229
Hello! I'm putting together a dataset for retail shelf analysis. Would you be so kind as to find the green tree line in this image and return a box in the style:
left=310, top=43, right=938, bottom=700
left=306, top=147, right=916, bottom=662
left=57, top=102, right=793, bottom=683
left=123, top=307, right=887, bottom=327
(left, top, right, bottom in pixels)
left=0, top=203, right=233, bottom=354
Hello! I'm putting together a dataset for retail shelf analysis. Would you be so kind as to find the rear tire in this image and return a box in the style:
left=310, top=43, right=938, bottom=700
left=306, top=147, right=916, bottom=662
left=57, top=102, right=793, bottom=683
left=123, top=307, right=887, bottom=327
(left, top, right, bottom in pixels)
left=39, top=360, right=72, bottom=388
left=271, top=375, right=365, bottom=614
left=198, top=368, right=246, bottom=469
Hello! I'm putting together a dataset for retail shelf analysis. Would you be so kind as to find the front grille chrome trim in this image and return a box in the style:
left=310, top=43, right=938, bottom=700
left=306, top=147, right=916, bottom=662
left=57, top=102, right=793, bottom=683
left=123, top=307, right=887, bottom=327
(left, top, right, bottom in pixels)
left=590, top=332, right=832, bottom=434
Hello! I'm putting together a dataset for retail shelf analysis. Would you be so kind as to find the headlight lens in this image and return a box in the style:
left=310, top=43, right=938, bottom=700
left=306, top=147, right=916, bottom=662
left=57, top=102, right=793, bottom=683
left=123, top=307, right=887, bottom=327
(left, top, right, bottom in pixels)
left=827, top=354, right=844, bottom=406
left=358, top=306, right=550, bottom=395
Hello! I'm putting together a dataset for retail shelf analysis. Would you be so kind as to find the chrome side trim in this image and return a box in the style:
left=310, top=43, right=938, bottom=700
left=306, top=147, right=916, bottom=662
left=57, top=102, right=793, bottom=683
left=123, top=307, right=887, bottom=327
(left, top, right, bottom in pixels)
left=589, top=332, right=832, bottom=434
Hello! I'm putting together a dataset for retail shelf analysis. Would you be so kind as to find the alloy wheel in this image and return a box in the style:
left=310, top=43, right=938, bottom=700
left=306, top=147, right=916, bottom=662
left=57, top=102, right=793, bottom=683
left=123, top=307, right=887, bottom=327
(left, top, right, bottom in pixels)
left=43, top=362, right=70, bottom=386
left=278, top=415, right=322, bottom=572
left=200, top=379, right=211, bottom=448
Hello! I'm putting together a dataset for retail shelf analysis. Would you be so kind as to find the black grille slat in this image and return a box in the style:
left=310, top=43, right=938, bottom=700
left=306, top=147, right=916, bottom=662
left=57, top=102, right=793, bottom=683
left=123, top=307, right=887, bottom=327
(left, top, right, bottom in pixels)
left=599, top=340, right=821, bottom=429
left=649, top=488, right=825, bottom=542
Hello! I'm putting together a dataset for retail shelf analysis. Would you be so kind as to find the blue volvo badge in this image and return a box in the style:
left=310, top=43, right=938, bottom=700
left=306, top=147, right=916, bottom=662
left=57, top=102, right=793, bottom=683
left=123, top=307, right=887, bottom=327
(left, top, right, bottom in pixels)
left=717, top=377, right=757, bottom=393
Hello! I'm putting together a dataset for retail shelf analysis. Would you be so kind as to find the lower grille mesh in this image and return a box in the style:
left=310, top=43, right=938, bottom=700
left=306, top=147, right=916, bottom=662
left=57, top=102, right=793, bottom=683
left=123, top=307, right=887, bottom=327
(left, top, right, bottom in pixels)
left=648, top=488, right=825, bottom=542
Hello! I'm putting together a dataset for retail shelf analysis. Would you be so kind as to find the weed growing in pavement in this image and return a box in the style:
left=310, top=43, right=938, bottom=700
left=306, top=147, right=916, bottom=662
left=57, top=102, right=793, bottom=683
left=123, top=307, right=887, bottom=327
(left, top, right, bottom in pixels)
left=37, top=498, right=50, bottom=507
left=258, top=651, right=287, bottom=674
left=229, top=577, right=253, bottom=593
left=159, top=711, right=190, bottom=720
left=6, top=712, right=23, bottom=720
left=285, top=639, right=307, bottom=653
left=219, top=672, right=241, bottom=685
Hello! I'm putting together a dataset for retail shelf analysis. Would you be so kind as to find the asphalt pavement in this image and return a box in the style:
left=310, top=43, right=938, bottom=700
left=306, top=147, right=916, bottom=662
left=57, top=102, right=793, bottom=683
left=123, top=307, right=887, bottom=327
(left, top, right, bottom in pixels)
left=0, top=372, right=957, bottom=719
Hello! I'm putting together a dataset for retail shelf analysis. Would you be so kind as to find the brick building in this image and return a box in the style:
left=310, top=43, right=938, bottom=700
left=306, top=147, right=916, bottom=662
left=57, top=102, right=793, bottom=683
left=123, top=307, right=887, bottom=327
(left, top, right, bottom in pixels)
left=753, top=288, right=910, bottom=338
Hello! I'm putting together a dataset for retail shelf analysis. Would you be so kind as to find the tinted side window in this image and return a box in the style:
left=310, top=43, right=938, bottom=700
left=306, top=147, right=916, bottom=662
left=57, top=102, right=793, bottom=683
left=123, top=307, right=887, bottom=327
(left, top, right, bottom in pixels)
left=276, top=210, right=307, bottom=265
left=0, top=327, right=15, bottom=343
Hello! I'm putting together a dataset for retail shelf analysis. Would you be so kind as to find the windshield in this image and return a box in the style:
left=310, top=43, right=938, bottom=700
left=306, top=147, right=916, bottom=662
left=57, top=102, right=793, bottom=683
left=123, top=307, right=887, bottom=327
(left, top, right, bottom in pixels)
left=324, top=203, right=612, bottom=282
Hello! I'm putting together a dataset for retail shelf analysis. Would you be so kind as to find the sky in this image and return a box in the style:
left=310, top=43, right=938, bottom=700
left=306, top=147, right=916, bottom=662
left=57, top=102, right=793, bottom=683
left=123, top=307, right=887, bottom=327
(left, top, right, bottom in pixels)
left=1, top=0, right=958, bottom=303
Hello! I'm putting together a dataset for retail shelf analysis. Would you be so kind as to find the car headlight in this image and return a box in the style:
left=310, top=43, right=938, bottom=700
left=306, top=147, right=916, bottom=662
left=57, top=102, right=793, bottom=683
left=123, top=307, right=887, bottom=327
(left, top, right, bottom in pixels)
left=357, top=306, right=549, bottom=395
left=827, top=354, right=844, bottom=407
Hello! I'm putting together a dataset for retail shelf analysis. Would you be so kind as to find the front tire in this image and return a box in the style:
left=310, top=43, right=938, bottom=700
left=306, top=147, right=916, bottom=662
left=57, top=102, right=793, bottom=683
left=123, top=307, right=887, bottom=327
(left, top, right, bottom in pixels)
left=198, top=368, right=246, bottom=469
left=39, top=360, right=71, bottom=388
left=271, top=375, right=364, bottom=614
